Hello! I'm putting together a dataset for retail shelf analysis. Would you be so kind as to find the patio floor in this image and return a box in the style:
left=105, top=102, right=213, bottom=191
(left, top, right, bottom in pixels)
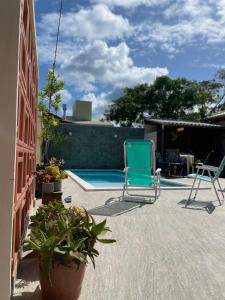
left=13, top=176, right=225, bottom=300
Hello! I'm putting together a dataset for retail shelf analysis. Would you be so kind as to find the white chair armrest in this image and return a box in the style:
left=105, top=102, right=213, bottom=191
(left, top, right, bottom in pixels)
left=196, top=164, right=218, bottom=172
left=155, top=168, right=161, bottom=174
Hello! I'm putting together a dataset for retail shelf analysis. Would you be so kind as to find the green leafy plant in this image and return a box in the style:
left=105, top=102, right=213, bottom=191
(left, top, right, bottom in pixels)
left=49, top=157, right=65, bottom=169
left=45, top=162, right=67, bottom=182
left=45, top=165, right=60, bottom=178
left=38, top=70, right=65, bottom=162
left=39, top=173, right=54, bottom=183
left=55, top=170, right=68, bottom=182
left=23, top=201, right=116, bottom=281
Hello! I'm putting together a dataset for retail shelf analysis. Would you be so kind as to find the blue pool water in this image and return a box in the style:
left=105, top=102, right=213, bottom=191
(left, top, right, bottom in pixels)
left=69, top=170, right=190, bottom=188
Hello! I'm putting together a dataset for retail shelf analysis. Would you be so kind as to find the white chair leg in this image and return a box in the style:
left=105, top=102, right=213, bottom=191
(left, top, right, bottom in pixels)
left=216, top=179, right=224, bottom=202
left=193, top=178, right=201, bottom=200
left=186, top=176, right=198, bottom=207
left=122, top=184, right=125, bottom=198
left=212, top=180, right=222, bottom=206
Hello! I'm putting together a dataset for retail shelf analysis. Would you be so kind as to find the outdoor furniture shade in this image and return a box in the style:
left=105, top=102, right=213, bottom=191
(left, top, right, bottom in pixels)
left=185, top=155, right=225, bottom=207
left=155, top=152, right=171, bottom=177
left=122, top=139, right=161, bottom=203
left=165, top=149, right=186, bottom=176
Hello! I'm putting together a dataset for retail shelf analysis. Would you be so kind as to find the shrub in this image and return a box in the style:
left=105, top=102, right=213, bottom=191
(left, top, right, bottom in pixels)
left=23, top=201, right=116, bottom=280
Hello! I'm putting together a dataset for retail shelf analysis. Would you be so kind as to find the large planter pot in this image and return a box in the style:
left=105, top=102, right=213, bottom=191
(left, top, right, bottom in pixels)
left=35, top=181, right=42, bottom=198
left=54, top=181, right=62, bottom=192
left=39, top=261, right=86, bottom=300
left=42, top=182, right=54, bottom=193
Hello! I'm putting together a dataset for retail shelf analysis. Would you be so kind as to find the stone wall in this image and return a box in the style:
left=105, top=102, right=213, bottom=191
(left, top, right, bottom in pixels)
left=49, top=124, right=144, bottom=169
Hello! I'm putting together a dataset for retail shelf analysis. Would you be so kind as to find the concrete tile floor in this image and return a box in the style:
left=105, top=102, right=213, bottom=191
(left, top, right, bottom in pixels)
left=12, top=177, right=225, bottom=300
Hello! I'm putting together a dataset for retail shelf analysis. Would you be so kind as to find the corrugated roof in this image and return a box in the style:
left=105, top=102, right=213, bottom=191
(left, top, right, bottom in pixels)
left=144, top=118, right=223, bottom=128
left=206, top=111, right=225, bottom=121
left=65, top=116, right=113, bottom=126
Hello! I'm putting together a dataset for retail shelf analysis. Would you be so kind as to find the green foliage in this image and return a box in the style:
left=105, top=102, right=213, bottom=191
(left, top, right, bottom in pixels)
left=105, top=76, right=219, bottom=125
left=23, top=201, right=116, bottom=281
left=49, top=157, right=65, bottom=169
left=45, top=164, right=67, bottom=182
left=39, top=69, right=65, bottom=113
left=38, top=70, right=65, bottom=161
left=209, top=68, right=225, bottom=113
left=43, top=158, right=67, bottom=182
left=39, top=174, right=53, bottom=183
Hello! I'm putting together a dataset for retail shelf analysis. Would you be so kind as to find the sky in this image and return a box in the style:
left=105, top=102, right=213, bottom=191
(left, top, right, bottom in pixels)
left=35, top=0, right=225, bottom=119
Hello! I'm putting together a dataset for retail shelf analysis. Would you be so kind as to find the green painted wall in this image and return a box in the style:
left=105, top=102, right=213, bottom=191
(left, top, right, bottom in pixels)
left=49, top=124, right=144, bottom=169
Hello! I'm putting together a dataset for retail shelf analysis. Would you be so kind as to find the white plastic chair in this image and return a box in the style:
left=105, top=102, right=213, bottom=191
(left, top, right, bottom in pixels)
left=185, top=156, right=225, bottom=207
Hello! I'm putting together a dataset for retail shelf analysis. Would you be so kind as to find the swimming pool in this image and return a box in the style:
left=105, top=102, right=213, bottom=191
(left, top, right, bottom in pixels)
left=66, top=169, right=193, bottom=191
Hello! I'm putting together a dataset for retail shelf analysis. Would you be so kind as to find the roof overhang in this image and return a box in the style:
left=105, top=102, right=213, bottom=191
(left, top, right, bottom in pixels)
left=144, top=118, right=224, bottom=129
left=206, top=111, right=225, bottom=121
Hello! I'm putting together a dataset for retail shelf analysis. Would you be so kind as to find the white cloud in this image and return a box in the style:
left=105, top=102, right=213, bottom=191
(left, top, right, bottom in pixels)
left=37, top=4, right=131, bottom=64
left=37, top=33, right=76, bottom=64
left=216, top=0, right=225, bottom=22
left=38, top=4, right=130, bottom=42
left=134, top=0, right=225, bottom=55
left=81, top=89, right=123, bottom=118
left=61, top=40, right=168, bottom=91
left=81, top=92, right=109, bottom=118
left=59, top=89, right=73, bottom=104
left=202, top=63, right=225, bottom=69
left=56, top=89, right=73, bottom=117
left=90, top=0, right=168, bottom=8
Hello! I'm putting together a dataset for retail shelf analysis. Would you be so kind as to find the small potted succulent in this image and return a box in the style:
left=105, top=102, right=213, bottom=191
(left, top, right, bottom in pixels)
left=36, top=158, right=67, bottom=195
left=40, top=173, right=54, bottom=193
left=23, top=201, right=116, bottom=300
left=54, top=170, right=68, bottom=192
left=45, top=165, right=67, bottom=192
left=49, top=157, right=65, bottom=169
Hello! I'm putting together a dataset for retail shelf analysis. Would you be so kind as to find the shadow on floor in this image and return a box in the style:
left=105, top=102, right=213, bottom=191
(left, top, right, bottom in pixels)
left=178, top=199, right=217, bottom=214
left=12, top=287, right=41, bottom=300
left=12, top=258, right=41, bottom=299
left=88, top=197, right=146, bottom=216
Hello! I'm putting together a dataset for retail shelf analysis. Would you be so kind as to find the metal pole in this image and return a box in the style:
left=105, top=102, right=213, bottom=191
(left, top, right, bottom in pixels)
left=161, top=124, right=165, bottom=159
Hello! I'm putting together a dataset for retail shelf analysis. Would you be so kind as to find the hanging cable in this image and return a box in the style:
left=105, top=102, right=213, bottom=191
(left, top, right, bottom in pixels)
left=52, top=0, right=63, bottom=73
left=48, top=0, right=63, bottom=111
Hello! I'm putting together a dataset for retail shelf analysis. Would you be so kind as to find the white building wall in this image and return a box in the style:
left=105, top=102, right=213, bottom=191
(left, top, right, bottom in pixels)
left=0, top=1, right=21, bottom=298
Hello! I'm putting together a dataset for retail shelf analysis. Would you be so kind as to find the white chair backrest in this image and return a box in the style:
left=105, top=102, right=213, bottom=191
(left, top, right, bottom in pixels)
left=215, top=155, right=225, bottom=179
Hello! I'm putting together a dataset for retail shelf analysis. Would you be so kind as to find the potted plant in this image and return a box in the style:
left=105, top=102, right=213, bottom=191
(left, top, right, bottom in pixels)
left=40, top=173, right=54, bottom=193
left=23, top=201, right=116, bottom=300
left=54, top=170, right=68, bottom=192
left=45, top=164, right=67, bottom=192
left=35, top=169, right=44, bottom=198
left=49, top=157, right=65, bottom=170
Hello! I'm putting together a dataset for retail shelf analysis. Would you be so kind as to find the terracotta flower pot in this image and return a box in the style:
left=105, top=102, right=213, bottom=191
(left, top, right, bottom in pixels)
left=39, top=261, right=86, bottom=300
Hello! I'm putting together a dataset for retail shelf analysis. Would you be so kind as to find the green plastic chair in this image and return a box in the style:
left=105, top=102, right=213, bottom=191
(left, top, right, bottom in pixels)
left=185, top=155, right=225, bottom=207
left=122, top=139, right=161, bottom=203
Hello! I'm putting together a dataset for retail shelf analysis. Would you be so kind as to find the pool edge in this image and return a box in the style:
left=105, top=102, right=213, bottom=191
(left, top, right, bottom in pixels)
left=65, top=170, right=210, bottom=191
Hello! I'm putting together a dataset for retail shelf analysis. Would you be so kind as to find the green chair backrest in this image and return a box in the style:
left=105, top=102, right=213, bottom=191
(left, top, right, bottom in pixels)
left=124, top=139, right=154, bottom=186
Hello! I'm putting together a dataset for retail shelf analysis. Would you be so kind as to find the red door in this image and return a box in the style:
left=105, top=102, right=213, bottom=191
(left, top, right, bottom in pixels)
left=12, top=0, right=38, bottom=278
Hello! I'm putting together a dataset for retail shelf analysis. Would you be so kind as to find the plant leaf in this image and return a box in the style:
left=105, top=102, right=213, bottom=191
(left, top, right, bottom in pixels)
left=97, top=238, right=116, bottom=244
left=91, top=219, right=107, bottom=236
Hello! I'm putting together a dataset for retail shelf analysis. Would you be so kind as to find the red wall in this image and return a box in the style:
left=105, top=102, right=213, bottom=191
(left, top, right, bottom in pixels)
left=12, top=0, right=38, bottom=278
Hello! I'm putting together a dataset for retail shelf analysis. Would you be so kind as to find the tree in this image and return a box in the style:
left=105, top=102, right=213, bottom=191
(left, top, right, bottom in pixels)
left=209, top=68, right=225, bottom=113
left=104, top=76, right=218, bottom=126
left=38, top=69, right=65, bottom=162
